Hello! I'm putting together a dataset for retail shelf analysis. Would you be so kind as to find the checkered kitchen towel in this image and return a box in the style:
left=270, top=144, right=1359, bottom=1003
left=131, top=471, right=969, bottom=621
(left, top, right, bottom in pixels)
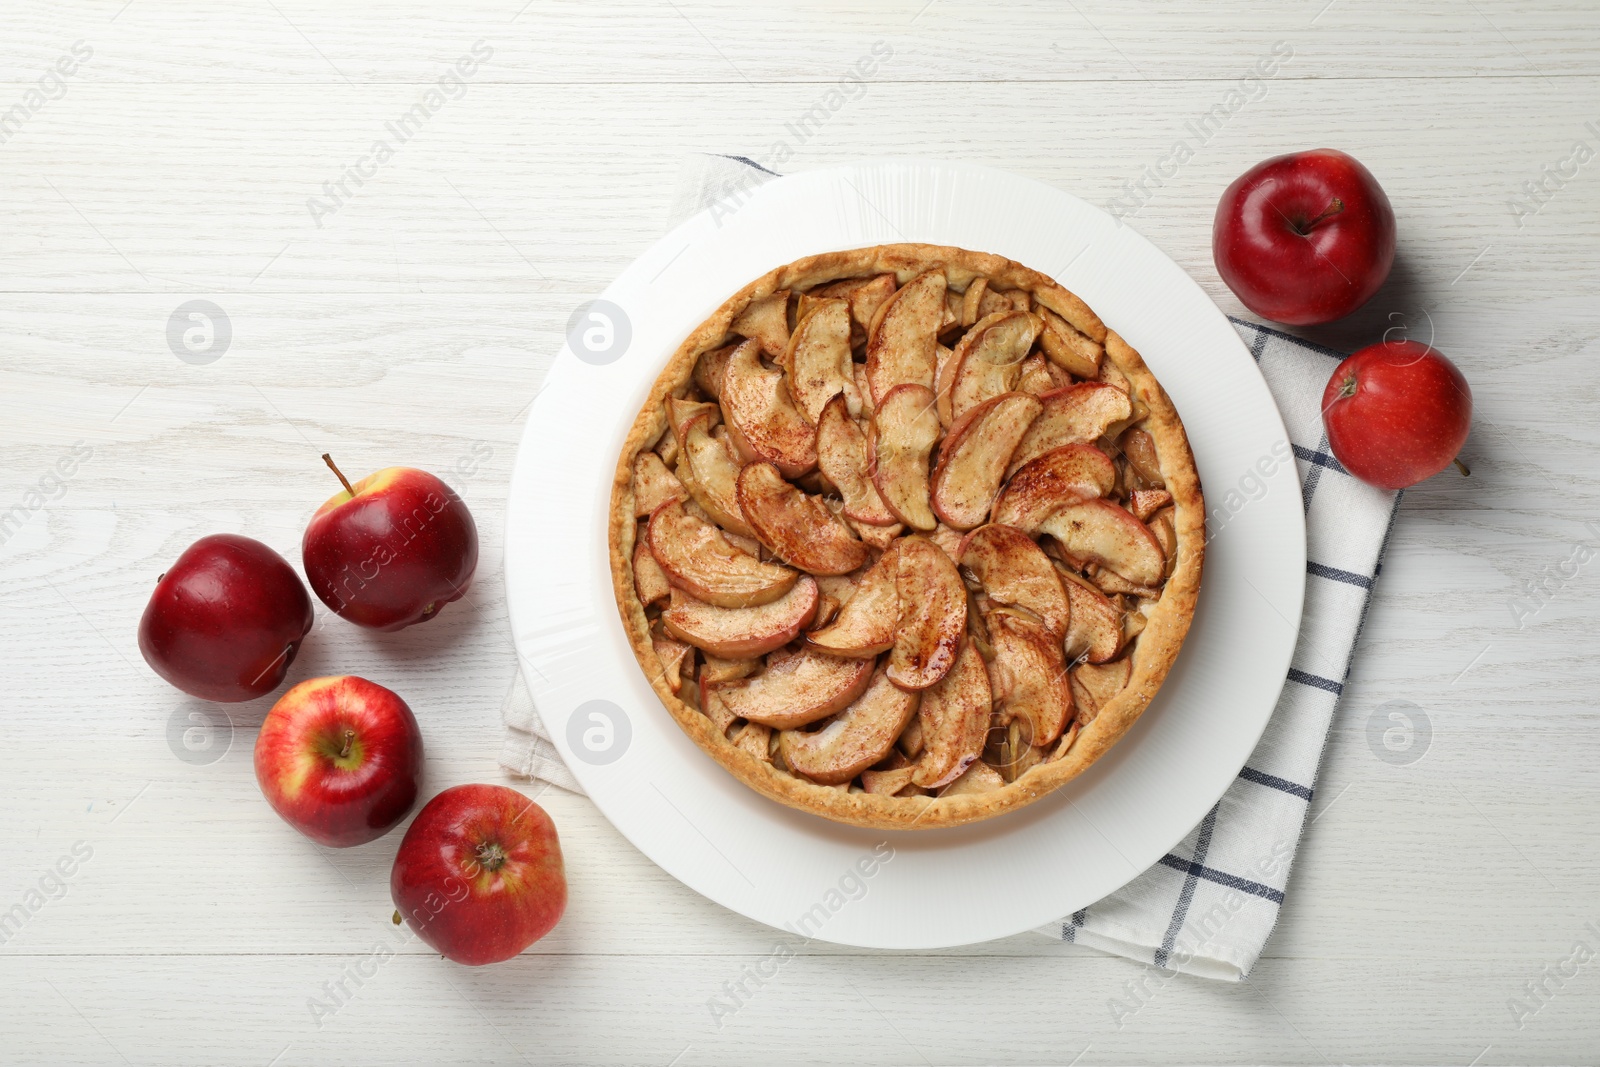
left=499, top=156, right=1403, bottom=981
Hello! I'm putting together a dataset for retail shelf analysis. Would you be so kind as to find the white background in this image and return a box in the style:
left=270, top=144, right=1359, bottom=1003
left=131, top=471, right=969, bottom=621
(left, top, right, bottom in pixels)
left=2, top=2, right=1597, bottom=1064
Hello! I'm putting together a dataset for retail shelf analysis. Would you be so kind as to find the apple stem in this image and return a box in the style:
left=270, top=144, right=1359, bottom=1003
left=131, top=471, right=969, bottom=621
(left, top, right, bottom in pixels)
left=1452, top=457, right=1471, bottom=477
left=475, top=841, right=508, bottom=874
left=1297, top=197, right=1345, bottom=234
left=322, top=453, right=356, bottom=496
left=338, top=728, right=355, bottom=759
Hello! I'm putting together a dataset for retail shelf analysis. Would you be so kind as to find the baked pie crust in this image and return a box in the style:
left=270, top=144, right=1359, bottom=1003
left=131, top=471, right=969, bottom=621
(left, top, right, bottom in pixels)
left=608, top=244, right=1203, bottom=829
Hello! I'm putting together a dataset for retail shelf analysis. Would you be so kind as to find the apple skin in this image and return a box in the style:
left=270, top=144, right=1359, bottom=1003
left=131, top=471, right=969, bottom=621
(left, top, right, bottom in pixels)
left=302, top=467, right=478, bottom=632
left=391, top=784, right=566, bottom=966
left=1322, top=339, right=1472, bottom=490
left=1213, top=148, right=1396, bottom=325
left=254, top=676, right=424, bottom=847
left=138, top=534, right=315, bottom=702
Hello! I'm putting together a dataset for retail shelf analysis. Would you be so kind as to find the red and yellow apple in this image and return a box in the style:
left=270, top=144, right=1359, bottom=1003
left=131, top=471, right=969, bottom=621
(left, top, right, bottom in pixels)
left=254, top=675, right=424, bottom=847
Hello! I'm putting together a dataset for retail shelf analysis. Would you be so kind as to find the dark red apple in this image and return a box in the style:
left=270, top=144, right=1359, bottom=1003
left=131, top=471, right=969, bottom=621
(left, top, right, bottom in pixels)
left=1322, top=339, right=1472, bottom=490
left=138, top=533, right=315, bottom=702
left=391, top=784, right=566, bottom=965
left=302, top=455, right=478, bottom=631
left=254, top=675, right=424, bottom=847
left=1214, top=148, right=1396, bottom=325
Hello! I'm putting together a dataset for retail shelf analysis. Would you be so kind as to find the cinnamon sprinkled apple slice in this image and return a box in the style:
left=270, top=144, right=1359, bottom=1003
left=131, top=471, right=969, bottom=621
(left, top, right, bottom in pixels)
left=632, top=452, right=687, bottom=518
left=784, top=298, right=861, bottom=423
left=806, top=543, right=899, bottom=658
left=714, top=649, right=874, bottom=730
left=633, top=539, right=671, bottom=607
left=661, top=576, right=819, bottom=660
left=731, top=290, right=790, bottom=358
left=991, top=444, right=1116, bottom=531
left=868, top=383, right=940, bottom=531
left=930, top=391, right=1042, bottom=531
left=647, top=499, right=797, bottom=608
left=865, top=270, right=946, bottom=405
left=1035, top=499, right=1165, bottom=587
left=719, top=338, right=818, bottom=478
left=957, top=524, right=1070, bottom=639
left=678, top=422, right=754, bottom=537
left=816, top=394, right=897, bottom=526
left=911, top=640, right=992, bottom=789
left=815, top=273, right=896, bottom=345
left=735, top=462, right=868, bottom=576
left=987, top=610, right=1075, bottom=747
left=778, top=666, right=920, bottom=785
left=1006, top=382, right=1133, bottom=478
left=943, top=311, right=1043, bottom=423
left=887, top=536, right=966, bottom=690
left=1055, top=564, right=1124, bottom=664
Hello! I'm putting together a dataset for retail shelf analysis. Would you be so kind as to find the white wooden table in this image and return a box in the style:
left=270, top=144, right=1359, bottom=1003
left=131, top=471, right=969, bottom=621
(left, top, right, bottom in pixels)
left=4, top=3, right=1598, bottom=1063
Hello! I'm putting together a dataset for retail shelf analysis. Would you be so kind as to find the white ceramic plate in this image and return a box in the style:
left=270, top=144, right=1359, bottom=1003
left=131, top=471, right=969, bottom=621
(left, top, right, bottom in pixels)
left=504, top=160, right=1305, bottom=949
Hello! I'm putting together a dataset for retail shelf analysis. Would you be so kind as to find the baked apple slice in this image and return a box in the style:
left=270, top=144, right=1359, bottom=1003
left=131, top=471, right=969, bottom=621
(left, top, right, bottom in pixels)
left=714, top=649, right=874, bottom=729
left=1120, top=427, right=1164, bottom=487
left=1036, top=499, right=1165, bottom=587
left=957, top=524, right=1070, bottom=639
left=816, top=273, right=896, bottom=344
left=816, top=394, right=897, bottom=526
left=939, top=760, right=1005, bottom=796
left=651, top=635, right=693, bottom=694
left=1129, top=488, right=1173, bottom=521
left=719, top=338, right=818, bottom=478
left=911, top=640, right=992, bottom=789
left=1071, top=656, right=1133, bottom=725
left=778, top=666, right=920, bottom=785
left=868, top=383, right=940, bottom=531
left=678, top=422, right=755, bottom=537
left=784, top=298, right=862, bottom=423
left=887, top=536, right=966, bottom=690
left=633, top=539, right=671, bottom=607
left=930, top=391, right=1042, bottom=530
left=633, top=451, right=687, bottom=518
left=1055, top=564, right=1123, bottom=664
left=865, top=270, right=946, bottom=405
left=1006, top=382, right=1133, bottom=478
left=986, top=610, right=1074, bottom=747
left=943, top=311, right=1043, bottom=422
left=1037, top=306, right=1103, bottom=379
left=735, top=462, right=869, bottom=576
left=694, top=343, right=736, bottom=400
left=1016, top=351, right=1070, bottom=398
left=806, top=544, right=898, bottom=657
left=666, top=396, right=719, bottom=443
left=661, top=576, right=819, bottom=659
left=731, top=290, right=790, bottom=358
left=991, top=445, right=1116, bottom=531
left=647, top=499, right=797, bottom=607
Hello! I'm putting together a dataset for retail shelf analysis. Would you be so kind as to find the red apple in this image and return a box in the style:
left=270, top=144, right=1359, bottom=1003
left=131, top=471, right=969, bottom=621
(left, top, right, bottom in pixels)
left=138, top=533, right=315, bottom=702
left=302, top=455, right=478, bottom=631
left=254, top=676, right=424, bottom=847
left=1322, top=339, right=1472, bottom=490
left=1214, top=148, right=1396, bottom=325
left=391, top=784, right=566, bottom=966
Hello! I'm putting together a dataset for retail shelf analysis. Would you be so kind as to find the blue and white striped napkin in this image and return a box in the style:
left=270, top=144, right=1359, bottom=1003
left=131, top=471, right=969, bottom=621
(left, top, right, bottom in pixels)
left=1043, top=317, right=1399, bottom=981
left=500, top=157, right=1402, bottom=981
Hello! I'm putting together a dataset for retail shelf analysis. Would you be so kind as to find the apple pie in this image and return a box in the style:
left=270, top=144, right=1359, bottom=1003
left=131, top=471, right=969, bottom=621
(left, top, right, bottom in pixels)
left=609, top=244, right=1203, bottom=829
